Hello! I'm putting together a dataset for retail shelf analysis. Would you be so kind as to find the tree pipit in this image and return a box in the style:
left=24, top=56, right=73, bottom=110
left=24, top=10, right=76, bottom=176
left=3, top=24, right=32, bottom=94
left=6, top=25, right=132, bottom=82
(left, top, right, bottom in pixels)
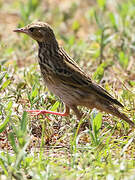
left=14, top=22, right=135, bottom=127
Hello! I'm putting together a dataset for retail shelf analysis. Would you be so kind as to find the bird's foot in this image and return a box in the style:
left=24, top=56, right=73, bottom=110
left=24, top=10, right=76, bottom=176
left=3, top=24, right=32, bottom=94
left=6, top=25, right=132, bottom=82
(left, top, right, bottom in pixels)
left=26, top=110, right=46, bottom=116
left=26, top=106, right=70, bottom=118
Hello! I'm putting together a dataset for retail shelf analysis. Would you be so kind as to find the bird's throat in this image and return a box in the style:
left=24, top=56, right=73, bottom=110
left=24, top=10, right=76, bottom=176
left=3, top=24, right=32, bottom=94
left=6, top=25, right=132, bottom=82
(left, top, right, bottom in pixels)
left=38, top=40, right=59, bottom=50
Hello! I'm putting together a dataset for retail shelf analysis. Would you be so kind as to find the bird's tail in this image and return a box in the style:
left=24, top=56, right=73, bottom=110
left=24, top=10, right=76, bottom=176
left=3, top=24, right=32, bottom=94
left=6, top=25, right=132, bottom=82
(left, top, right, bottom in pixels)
left=105, top=104, right=135, bottom=127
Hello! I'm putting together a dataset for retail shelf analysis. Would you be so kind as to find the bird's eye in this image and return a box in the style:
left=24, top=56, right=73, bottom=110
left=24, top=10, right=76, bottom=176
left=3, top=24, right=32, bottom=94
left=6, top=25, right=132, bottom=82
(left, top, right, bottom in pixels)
left=29, top=28, right=34, bottom=32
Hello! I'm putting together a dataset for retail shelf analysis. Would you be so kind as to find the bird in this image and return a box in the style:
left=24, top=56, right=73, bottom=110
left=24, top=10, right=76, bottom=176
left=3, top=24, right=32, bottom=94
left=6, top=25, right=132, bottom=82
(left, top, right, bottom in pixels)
left=13, top=21, right=135, bottom=127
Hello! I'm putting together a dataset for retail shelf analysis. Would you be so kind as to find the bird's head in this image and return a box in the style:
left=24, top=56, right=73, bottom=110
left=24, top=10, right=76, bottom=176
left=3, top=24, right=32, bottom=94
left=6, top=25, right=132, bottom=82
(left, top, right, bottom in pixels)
left=13, top=22, right=56, bottom=43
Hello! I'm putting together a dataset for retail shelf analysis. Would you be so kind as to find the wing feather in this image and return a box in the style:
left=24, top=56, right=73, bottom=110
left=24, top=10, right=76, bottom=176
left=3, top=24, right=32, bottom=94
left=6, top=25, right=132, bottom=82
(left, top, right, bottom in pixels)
left=52, top=47, right=124, bottom=107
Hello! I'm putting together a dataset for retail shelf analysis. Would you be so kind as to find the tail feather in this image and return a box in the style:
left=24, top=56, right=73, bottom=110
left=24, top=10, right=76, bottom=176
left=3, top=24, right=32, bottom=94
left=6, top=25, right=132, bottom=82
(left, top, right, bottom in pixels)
left=106, top=104, right=135, bottom=127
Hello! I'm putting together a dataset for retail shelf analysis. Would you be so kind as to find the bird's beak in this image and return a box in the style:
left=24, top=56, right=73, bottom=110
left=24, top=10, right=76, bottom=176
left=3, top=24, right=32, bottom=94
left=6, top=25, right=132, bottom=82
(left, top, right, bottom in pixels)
left=13, top=28, right=29, bottom=34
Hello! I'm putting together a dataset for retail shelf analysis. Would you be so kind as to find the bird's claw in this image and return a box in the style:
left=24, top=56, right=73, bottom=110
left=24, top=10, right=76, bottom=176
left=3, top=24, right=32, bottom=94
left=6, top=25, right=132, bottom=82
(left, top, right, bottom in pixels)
left=26, top=110, right=52, bottom=120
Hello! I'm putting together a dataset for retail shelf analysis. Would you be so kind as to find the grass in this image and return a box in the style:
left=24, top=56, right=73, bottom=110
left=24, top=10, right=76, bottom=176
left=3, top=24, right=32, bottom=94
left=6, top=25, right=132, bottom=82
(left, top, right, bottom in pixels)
left=0, top=0, right=135, bottom=179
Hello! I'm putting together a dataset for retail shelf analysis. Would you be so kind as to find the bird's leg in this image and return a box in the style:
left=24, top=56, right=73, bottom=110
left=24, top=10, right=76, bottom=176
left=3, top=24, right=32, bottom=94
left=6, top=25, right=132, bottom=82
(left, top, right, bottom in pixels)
left=71, top=105, right=85, bottom=133
left=71, top=105, right=83, bottom=120
left=26, top=105, right=70, bottom=117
